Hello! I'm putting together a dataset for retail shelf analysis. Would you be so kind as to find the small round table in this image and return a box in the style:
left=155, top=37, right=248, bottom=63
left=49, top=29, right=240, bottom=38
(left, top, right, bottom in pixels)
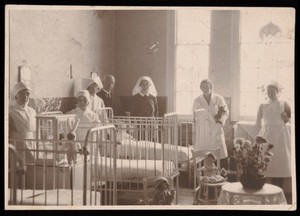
left=217, top=182, right=287, bottom=205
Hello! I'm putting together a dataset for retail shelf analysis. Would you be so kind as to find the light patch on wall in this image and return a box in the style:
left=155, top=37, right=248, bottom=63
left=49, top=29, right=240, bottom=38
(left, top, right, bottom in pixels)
left=93, top=10, right=105, bottom=20
left=19, top=65, right=31, bottom=83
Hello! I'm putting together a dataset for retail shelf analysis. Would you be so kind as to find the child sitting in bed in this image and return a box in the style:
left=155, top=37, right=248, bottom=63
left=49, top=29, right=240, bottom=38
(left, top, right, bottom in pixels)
left=198, top=152, right=227, bottom=183
left=149, top=177, right=176, bottom=205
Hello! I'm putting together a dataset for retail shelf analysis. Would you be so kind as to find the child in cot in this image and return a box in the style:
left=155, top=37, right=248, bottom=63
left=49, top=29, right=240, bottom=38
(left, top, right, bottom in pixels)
left=198, top=152, right=227, bottom=183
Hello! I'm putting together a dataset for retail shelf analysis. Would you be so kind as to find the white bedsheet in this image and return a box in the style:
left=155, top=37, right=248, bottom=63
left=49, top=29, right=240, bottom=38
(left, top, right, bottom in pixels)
left=89, top=157, right=175, bottom=180
left=117, top=140, right=192, bottom=162
left=104, top=134, right=192, bottom=162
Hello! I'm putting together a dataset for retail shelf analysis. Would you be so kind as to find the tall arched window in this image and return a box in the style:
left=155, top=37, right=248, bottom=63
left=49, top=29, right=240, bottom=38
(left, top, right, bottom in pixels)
left=175, top=9, right=211, bottom=114
left=239, top=8, right=295, bottom=120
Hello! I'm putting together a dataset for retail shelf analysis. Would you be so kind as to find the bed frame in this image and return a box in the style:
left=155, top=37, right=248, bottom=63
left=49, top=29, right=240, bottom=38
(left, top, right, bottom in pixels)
left=7, top=124, right=118, bottom=206
left=7, top=110, right=180, bottom=206
left=101, top=113, right=180, bottom=204
left=108, top=110, right=194, bottom=190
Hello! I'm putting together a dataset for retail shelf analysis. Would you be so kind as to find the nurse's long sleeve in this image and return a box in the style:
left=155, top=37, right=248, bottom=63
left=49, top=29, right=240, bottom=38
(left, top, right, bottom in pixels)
left=9, top=114, right=17, bottom=138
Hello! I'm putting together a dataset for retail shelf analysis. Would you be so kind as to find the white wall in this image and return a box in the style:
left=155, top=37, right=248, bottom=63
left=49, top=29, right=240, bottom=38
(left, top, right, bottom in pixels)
left=8, top=9, right=175, bottom=110
left=9, top=10, right=115, bottom=98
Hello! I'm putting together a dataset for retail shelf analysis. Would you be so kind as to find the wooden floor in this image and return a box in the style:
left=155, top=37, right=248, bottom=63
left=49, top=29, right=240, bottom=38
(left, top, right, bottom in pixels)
left=177, top=187, right=194, bottom=205
left=117, top=183, right=293, bottom=206
left=116, top=186, right=194, bottom=205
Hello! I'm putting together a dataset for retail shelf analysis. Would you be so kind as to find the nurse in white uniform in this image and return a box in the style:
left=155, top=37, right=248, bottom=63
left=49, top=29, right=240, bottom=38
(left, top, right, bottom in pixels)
left=255, top=81, right=291, bottom=187
left=192, top=79, right=229, bottom=159
left=9, top=82, right=36, bottom=163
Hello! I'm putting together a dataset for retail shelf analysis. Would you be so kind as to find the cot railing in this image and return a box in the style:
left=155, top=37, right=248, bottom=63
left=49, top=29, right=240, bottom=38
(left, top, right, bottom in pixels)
left=116, top=115, right=179, bottom=203
left=8, top=133, right=117, bottom=206
left=8, top=111, right=181, bottom=205
left=8, top=144, right=26, bottom=205
left=82, top=124, right=117, bottom=206
left=83, top=115, right=179, bottom=203
left=162, top=113, right=180, bottom=204
left=95, top=107, right=114, bottom=123
left=8, top=138, right=81, bottom=205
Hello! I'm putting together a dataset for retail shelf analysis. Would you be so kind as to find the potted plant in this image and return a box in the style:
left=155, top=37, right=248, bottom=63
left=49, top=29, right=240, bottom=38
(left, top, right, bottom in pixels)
left=233, top=136, right=274, bottom=189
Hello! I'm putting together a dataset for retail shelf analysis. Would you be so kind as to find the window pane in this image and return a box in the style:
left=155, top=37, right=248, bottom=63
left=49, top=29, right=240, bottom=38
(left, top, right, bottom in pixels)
left=240, top=8, right=295, bottom=43
left=176, top=45, right=209, bottom=68
left=239, top=9, right=295, bottom=120
left=240, top=44, right=265, bottom=67
left=240, top=67, right=259, bottom=92
left=257, top=68, right=277, bottom=87
left=176, top=92, right=193, bottom=114
left=191, top=67, right=209, bottom=92
left=176, top=9, right=211, bottom=45
left=240, top=92, right=259, bottom=118
left=175, top=10, right=210, bottom=114
left=276, top=66, right=294, bottom=104
left=176, top=67, right=193, bottom=91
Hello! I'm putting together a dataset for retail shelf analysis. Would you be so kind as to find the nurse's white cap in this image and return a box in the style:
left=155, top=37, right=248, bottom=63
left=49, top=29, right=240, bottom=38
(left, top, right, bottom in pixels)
left=265, top=80, right=281, bottom=91
left=84, top=76, right=103, bottom=90
left=11, top=81, right=31, bottom=98
left=76, top=90, right=90, bottom=101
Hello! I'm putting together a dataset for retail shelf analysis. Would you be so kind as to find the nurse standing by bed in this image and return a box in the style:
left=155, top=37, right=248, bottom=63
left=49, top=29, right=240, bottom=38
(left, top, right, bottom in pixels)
left=255, top=81, right=291, bottom=188
left=66, top=90, right=100, bottom=142
left=9, top=81, right=36, bottom=163
left=192, top=79, right=229, bottom=159
left=131, top=76, right=158, bottom=117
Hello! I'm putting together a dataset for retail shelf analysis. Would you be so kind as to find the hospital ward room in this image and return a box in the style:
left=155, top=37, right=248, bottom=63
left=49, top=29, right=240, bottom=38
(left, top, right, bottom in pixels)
left=5, top=6, right=295, bottom=209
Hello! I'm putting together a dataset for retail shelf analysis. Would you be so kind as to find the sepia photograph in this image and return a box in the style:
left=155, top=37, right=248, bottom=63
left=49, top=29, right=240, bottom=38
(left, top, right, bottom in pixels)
left=4, top=5, right=296, bottom=210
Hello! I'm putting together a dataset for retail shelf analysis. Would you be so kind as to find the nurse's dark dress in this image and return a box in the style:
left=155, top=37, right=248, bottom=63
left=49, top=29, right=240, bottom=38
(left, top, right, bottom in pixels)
left=97, top=89, right=113, bottom=108
left=131, top=93, right=158, bottom=117
left=131, top=93, right=159, bottom=141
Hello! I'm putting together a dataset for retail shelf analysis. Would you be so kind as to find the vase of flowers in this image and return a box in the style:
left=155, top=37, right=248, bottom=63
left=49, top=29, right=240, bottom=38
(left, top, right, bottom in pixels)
left=233, top=136, right=274, bottom=190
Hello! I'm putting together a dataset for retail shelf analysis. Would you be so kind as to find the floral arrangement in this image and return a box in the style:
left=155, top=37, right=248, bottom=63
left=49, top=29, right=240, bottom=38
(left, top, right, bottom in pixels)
left=233, top=136, right=274, bottom=177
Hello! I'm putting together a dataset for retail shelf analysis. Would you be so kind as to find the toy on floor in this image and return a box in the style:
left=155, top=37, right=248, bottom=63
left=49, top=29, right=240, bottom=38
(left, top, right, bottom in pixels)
left=138, top=177, right=176, bottom=205
left=150, top=177, right=175, bottom=205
